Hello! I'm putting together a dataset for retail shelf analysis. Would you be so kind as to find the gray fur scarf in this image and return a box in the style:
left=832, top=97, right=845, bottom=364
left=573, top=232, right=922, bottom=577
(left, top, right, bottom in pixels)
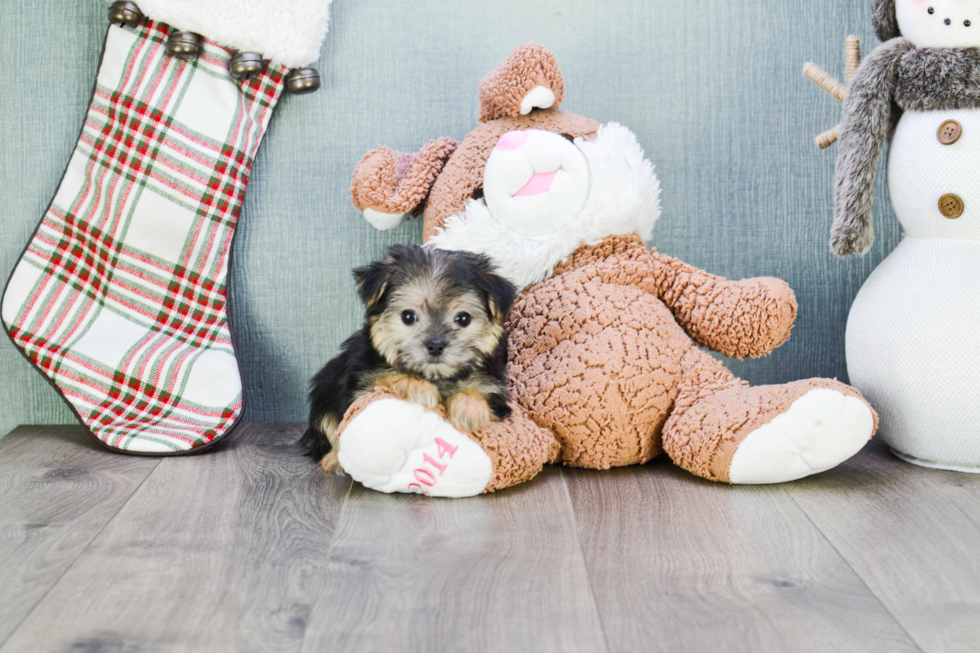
left=833, top=40, right=980, bottom=256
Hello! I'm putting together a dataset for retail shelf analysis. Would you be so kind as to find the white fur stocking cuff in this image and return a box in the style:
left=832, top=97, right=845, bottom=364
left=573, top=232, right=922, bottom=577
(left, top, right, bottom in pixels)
left=108, top=0, right=333, bottom=68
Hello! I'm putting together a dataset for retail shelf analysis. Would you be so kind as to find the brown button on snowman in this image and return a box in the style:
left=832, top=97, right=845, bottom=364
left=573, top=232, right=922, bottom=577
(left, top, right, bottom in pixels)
left=937, top=119, right=963, bottom=145
left=809, top=0, right=980, bottom=471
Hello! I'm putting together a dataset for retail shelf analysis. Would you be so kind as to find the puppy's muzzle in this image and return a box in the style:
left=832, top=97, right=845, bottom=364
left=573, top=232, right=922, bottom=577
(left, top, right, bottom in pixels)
left=425, top=338, right=446, bottom=357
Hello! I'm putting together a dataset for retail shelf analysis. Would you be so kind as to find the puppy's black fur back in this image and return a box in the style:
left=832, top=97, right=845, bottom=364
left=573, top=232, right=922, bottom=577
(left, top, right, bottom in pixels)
left=300, top=325, right=383, bottom=460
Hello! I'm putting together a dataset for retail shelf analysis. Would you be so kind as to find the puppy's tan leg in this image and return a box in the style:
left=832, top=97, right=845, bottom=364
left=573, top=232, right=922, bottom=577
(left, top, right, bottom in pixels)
left=375, top=372, right=440, bottom=409
left=447, top=389, right=492, bottom=433
left=318, top=415, right=345, bottom=475
left=319, top=451, right=343, bottom=474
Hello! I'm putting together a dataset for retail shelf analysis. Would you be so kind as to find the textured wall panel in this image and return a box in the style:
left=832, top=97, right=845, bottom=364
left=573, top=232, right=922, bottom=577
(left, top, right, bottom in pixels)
left=0, top=0, right=898, bottom=436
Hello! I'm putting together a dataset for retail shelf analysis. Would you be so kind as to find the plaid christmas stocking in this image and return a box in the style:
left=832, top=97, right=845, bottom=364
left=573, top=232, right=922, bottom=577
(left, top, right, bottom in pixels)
left=1, top=1, right=331, bottom=454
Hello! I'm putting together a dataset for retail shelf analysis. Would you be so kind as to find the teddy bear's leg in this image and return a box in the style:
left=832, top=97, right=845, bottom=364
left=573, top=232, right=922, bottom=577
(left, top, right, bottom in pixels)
left=333, top=389, right=560, bottom=497
left=662, top=349, right=877, bottom=484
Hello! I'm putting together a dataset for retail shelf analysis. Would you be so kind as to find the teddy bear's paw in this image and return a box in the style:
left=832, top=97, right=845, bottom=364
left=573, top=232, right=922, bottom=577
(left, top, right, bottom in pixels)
left=337, top=398, right=493, bottom=497
left=363, top=208, right=410, bottom=231
left=727, top=388, right=874, bottom=484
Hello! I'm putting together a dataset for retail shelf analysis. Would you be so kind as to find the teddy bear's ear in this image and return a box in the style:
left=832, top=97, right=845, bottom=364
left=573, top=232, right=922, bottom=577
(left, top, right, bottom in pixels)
left=351, top=138, right=459, bottom=231
left=478, top=44, right=565, bottom=123
left=872, top=0, right=899, bottom=41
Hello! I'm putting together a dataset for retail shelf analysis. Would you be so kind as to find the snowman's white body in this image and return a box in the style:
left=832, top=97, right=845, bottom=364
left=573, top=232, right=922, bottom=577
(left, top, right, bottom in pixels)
left=846, top=108, right=980, bottom=470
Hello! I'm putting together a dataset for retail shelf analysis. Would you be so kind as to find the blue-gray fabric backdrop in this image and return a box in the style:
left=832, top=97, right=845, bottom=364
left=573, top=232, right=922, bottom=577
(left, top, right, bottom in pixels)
left=0, top=0, right=898, bottom=438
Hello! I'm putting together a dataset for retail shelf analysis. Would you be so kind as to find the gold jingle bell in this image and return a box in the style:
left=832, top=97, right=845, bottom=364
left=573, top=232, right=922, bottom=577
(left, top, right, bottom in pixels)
left=286, top=68, right=321, bottom=95
left=167, top=32, right=201, bottom=60
left=230, top=53, right=265, bottom=81
left=108, top=1, right=142, bottom=28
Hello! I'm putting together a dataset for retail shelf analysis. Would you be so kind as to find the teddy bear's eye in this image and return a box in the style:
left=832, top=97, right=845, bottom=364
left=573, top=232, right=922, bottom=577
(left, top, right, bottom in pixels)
left=401, top=310, right=417, bottom=325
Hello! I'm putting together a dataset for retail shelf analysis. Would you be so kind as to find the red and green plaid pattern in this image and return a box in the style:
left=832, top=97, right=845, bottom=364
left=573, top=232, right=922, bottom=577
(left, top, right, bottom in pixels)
left=1, top=20, right=287, bottom=453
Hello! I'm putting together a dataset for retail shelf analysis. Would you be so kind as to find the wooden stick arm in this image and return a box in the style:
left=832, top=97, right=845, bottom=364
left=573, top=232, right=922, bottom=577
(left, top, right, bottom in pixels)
left=816, top=125, right=840, bottom=150
left=803, top=35, right=861, bottom=150
left=846, top=35, right=861, bottom=83
left=803, top=63, right=848, bottom=102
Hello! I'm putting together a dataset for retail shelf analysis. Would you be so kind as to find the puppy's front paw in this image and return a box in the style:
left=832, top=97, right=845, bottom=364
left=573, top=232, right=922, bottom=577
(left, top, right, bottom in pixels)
left=406, top=379, right=441, bottom=409
left=378, top=373, right=440, bottom=409
left=319, top=451, right=345, bottom=475
left=447, top=390, right=492, bottom=433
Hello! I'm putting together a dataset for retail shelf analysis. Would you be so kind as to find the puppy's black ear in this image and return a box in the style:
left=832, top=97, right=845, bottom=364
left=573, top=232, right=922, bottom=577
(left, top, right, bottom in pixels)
left=354, top=245, right=422, bottom=311
left=353, top=260, right=392, bottom=311
left=474, top=257, right=516, bottom=324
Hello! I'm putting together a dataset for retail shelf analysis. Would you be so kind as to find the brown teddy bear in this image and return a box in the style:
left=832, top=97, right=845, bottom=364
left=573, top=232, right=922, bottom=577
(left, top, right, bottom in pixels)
left=333, top=44, right=877, bottom=497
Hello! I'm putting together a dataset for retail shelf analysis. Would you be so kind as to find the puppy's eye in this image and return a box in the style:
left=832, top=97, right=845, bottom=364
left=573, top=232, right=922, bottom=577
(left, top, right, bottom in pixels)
left=454, top=312, right=472, bottom=328
left=401, top=310, right=417, bottom=326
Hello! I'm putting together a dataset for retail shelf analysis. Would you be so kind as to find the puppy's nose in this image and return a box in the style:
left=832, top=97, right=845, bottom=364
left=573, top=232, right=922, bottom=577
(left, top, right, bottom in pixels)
left=425, top=338, right=446, bottom=357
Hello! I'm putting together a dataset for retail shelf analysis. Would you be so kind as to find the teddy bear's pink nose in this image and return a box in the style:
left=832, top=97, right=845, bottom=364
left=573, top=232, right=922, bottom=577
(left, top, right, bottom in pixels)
left=496, top=130, right=529, bottom=151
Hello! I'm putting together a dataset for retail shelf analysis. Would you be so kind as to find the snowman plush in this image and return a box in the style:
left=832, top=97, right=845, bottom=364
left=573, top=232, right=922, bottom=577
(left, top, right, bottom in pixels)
left=832, top=0, right=980, bottom=471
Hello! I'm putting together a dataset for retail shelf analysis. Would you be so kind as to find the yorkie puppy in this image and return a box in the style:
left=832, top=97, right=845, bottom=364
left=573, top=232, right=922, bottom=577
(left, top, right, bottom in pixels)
left=301, top=245, right=517, bottom=473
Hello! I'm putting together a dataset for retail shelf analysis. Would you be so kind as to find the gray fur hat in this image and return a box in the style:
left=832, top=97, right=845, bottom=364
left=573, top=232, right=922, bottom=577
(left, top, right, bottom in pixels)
left=873, top=0, right=900, bottom=41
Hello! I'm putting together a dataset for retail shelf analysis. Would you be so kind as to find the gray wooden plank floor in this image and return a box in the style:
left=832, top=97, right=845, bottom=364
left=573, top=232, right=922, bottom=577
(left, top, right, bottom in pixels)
left=0, top=424, right=976, bottom=653
left=786, top=439, right=980, bottom=653
left=300, top=468, right=607, bottom=653
left=0, top=426, right=159, bottom=645
left=564, top=461, right=919, bottom=653
left=1, top=424, right=349, bottom=653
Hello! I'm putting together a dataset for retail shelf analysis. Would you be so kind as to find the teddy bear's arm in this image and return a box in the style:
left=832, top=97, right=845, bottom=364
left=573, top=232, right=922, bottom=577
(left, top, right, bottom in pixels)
left=644, top=251, right=798, bottom=359
left=350, top=138, right=459, bottom=230
left=558, top=248, right=796, bottom=359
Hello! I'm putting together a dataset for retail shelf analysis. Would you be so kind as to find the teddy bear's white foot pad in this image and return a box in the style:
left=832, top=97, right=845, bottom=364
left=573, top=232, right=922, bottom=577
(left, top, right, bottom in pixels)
left=728, top=389, right=874, bottom=484
left=362, top=208, right=410, bottom=231
left=337, top=399, right=493, bottom=497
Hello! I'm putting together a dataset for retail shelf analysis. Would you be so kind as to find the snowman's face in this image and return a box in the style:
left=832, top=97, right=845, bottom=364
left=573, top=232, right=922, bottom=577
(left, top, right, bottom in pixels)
left=896, top=0, right=980, bottom=48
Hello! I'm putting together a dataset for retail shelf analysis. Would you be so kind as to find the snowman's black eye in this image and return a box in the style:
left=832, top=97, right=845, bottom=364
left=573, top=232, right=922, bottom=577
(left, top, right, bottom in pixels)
left=945, top=18, right=952, bottom=25
left=928, top=7, right=935, bottom=14
left=966, top=20, right=972, bottom=27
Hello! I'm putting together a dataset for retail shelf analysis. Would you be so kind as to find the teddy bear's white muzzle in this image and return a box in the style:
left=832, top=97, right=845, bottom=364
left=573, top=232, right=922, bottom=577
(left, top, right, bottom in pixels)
left=482, top=129, right=590, bottom=239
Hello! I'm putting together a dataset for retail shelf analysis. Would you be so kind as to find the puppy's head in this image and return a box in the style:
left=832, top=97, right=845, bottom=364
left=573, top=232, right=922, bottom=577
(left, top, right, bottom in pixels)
left=354, top=245, right=516, bottom=380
